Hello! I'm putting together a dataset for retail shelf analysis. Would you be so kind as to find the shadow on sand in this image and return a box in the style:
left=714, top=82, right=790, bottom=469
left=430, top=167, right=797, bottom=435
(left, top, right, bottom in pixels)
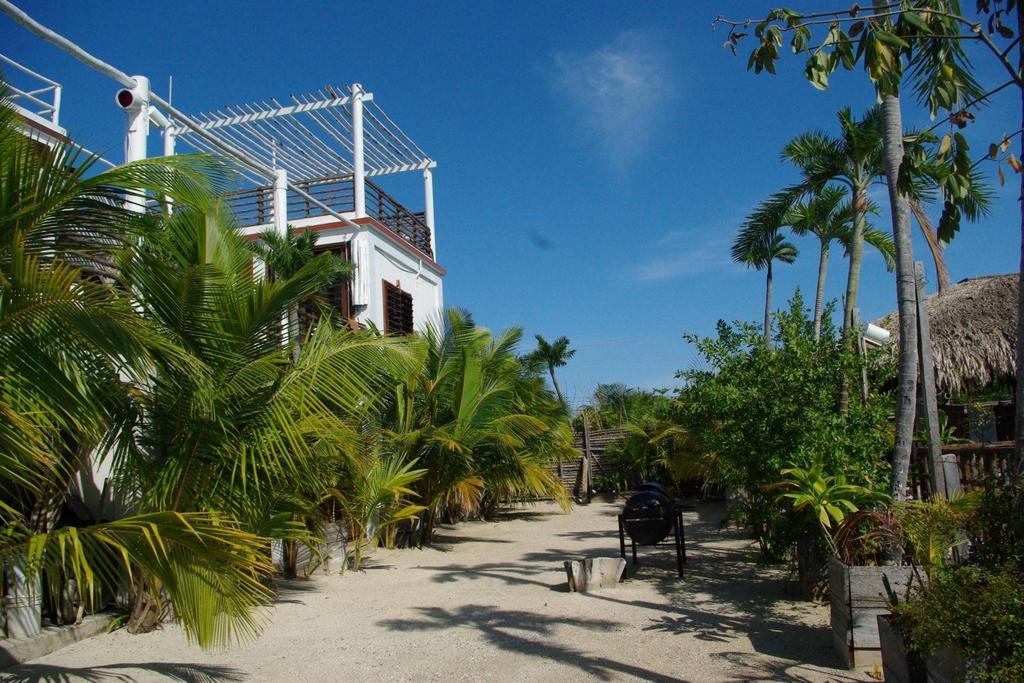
left=402, top=501, right=859, bottom=681
left=378, top=604, right=681, bottom=682
left=0, top=662, right=243, bottom=683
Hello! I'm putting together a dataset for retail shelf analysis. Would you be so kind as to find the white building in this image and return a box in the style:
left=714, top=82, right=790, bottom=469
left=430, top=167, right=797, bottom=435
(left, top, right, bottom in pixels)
left=174, top=85, right=446, bottom=334
left=4, top=48, right=444, bottom=335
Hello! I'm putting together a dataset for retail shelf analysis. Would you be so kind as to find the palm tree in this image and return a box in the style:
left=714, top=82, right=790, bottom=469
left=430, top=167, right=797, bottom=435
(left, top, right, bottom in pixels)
left=380, top=310, right=572, bottom=541
left=0, top=93, right=277, bottom=646
left=781, top=107, right=884, bottom=333
left=783, top=186, right=896, bottom=339
left=248, top=227, right=353, bottom=363
left=113, top=202, right=418, bottom=619
left=731, top=225, right=798, bottom=348
left=528, top=335, right=575, bottom=406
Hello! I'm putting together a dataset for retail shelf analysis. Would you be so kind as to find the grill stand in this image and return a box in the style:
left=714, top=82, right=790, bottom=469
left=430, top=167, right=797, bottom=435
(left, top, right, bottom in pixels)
left=618, top=508, right=686, bottom=579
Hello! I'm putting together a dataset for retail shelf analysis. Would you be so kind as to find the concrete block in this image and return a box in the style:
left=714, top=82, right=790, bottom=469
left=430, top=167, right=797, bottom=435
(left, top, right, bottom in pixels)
left=564, top=557, right=626, bottom=593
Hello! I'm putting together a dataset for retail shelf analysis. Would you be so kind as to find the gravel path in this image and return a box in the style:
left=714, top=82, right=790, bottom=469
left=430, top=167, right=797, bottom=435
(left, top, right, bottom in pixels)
left=3, top=498, right=871, bottom=682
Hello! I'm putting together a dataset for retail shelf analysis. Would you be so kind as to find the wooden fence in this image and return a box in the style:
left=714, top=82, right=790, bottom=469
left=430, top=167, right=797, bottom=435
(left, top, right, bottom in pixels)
left=551, top=427, right=630, bottom=496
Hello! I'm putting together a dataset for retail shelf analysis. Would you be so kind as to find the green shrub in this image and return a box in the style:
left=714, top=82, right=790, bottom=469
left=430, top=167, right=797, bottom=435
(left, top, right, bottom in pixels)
left=673, top=293, right=893, bottom=561
left=893, top=564, right=1024, bottom=682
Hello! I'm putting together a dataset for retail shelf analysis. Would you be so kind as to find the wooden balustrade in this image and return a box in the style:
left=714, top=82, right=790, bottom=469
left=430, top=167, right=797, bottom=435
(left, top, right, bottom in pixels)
left=220, top=174, right=433, bottom=258
left=909, top=441, right=1017, bottom=499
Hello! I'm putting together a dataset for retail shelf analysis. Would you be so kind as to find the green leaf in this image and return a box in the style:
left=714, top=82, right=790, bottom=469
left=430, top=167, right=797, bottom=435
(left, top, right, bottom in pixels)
left=874, top=30, right=910, bottom=49
left=901, top=11, right=929, bottom=33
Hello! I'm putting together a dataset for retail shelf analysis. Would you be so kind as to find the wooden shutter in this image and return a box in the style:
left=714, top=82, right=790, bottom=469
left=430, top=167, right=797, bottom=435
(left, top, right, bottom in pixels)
left=383, top=280, right=414, bottom=335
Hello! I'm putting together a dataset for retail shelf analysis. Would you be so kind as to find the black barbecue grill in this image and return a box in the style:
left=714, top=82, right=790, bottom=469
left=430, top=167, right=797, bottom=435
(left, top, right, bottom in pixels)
left=617, top=482, right=687, bottom=578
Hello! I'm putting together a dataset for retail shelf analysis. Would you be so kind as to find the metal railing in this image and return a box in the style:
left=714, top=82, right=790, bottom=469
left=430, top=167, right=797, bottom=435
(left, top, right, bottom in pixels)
left=1, top=53, right=61, bottom=126
left=222, top=174, right=432, bottom=258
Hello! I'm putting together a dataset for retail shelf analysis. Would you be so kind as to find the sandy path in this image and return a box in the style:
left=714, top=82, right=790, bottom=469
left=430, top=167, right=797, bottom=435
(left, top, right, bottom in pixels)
left=3, top=499, right=871, bottom=682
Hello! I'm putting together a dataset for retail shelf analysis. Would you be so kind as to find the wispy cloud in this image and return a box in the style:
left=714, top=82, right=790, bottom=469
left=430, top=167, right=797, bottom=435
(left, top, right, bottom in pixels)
left=550, top=29, right=675, bottom=168
left=630, top=230, right=735, bottom=282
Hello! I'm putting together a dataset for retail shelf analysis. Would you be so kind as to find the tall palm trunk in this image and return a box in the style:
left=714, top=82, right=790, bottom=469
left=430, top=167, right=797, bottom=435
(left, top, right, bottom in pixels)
left=288, top=305, right=301, bottom=365
left=909, top=199, right=951, bottom=292
left=881, top=94, right=918, bottom=503
left=843, top=184, right=869, bottom=331
left=813, top=241, right=829, bottom=340
left=764, top=260, right=773, bottom=348
left=1014, top=5, right=1024, bottom=474
left=838, top=184, right=868, bottom=414
left=548, top=366, right=564, bottom=405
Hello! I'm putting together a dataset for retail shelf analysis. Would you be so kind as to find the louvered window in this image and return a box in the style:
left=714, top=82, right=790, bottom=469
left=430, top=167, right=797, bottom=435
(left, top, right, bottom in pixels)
left=300, top=242, right=352, bottom=334
left=383, top=280, right=414, bottom=336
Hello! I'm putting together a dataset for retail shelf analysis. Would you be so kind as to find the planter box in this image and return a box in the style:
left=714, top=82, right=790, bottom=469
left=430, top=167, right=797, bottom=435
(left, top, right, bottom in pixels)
left=829, top=558, right=915, bottom=669
left=876, top=614, right=966, bottom=683
left=924, top=647, right=965, bottom=683
left=877, top=614, right=925, bottom=683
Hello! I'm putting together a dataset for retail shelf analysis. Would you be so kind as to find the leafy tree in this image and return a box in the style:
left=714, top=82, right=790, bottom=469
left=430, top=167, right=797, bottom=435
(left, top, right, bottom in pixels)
left=674, top=293, right=893, bottom=561
left=248, top=227, right=353, bottom=362
left=0, top=97, right=283, bottom=646
left=526, top=334, right=576, bottom=405
left=783, top=107, right=886, bottom=332
left=730, top=225, right=798, bottom=347
left=112, top=200, right=418, bottom=630
left=380, top=310, right=573, bottom=541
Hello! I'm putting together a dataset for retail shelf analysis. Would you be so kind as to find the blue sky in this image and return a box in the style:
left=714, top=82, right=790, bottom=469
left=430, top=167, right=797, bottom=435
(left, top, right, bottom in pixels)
left=3, top=1, right=1018, bottom=409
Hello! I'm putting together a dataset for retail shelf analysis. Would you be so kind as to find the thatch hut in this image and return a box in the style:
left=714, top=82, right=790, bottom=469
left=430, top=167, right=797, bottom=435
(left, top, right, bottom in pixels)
left=874, top=273, right=1017, bottom=399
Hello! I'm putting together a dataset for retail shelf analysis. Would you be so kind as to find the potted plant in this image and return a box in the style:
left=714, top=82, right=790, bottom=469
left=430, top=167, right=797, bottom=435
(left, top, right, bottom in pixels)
left=880, top=480, right=1024, bottom=682
left=773, top=462, right=897, bottom=668
left=845, top=494, right=980, bottom=680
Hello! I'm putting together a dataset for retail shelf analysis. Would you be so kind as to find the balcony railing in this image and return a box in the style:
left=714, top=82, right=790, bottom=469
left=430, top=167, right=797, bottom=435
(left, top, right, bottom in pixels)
left=223, top=174, right=433, bottom=259
left=1, top=53, right=62, bottom=128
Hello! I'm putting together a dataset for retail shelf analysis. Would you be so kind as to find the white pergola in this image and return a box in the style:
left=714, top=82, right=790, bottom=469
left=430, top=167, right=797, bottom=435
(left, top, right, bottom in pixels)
left=170, top=85, right=436, bottom=231
left=0, top=0, right=437, bottom=246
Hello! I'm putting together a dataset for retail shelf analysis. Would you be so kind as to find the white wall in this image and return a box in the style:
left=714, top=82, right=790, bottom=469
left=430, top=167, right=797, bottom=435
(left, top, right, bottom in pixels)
left=259, top=217, right=444, bottom=333
left=355, top=230, right=444, bottom=332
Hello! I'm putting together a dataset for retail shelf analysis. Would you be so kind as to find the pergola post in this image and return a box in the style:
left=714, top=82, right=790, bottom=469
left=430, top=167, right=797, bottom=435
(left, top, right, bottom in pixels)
left=352, top=84, right=366, bottom=218
left=423, top=167, right=436, bottom=257
left=272, top=167, right=292, bottom=349
left=120, top=74, right=150, bottom=213
left=273, top=167, right=288, bottom=236
left=162, top=125, right=176, bottom=213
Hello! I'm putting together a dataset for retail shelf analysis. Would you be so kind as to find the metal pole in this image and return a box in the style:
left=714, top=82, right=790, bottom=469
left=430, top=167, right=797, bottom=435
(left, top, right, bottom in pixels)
left=122, top=74, right=149, bottom=165
left=423, top=167, right=436, bottom=258
left=51, top=84, right=61, bottom=126
left=352, top=84, right=366, bottom=218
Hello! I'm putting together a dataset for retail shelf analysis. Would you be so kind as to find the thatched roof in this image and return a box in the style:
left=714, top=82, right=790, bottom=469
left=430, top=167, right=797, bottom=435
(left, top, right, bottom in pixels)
left=875, top=273, right=1017, bottom=397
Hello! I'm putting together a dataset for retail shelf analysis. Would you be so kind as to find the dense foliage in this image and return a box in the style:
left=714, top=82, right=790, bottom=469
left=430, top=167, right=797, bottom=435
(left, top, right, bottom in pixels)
left=893, top=564, right=1024, bottom=681
left=0, top=92, right=575, bottom=646
left=673, top=293, right=893, bottom=561
left=373, top=309, right=575, bottom=542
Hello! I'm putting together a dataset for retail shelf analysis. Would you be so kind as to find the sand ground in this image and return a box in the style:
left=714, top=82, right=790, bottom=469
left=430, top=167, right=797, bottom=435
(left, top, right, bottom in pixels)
left=2, top=498, right=873, bottom=682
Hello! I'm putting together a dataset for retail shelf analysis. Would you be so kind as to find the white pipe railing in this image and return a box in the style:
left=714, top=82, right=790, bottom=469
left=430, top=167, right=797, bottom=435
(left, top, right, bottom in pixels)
left=0, top=51, right=61, bottom=124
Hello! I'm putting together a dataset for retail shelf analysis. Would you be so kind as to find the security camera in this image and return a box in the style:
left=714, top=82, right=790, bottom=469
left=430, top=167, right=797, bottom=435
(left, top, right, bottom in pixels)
left=863, top=323, right=891, bottom=345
